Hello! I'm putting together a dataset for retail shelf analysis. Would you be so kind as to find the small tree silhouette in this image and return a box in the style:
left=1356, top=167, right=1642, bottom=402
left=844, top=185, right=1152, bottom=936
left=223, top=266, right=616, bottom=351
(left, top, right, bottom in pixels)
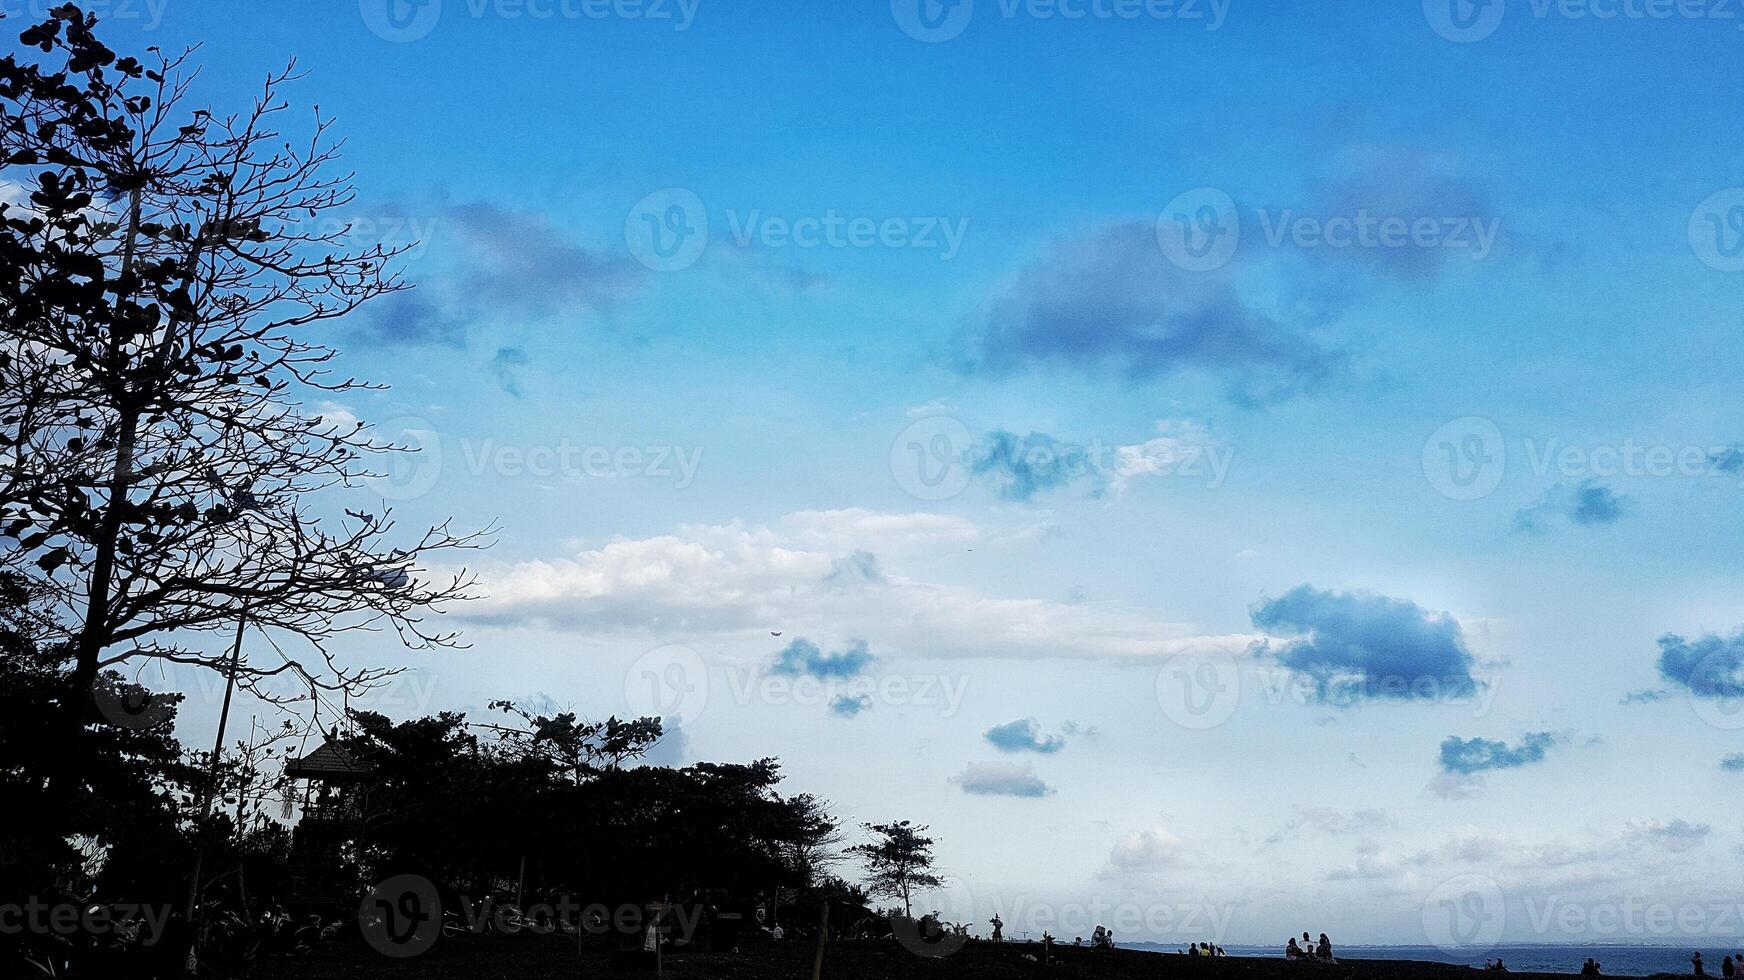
left=847, top=820, right=944, bottom=919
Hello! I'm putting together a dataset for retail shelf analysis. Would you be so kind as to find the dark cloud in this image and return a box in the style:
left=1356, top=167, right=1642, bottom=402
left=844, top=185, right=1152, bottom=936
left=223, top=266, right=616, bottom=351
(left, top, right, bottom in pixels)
left=970, top=430, right=1102, bottom=502
left=952, top=762, right=1053, bottom=798
left=768, top=638, right=876, bottom=680
left=1709, top=446, right=1744, bottom=473
left=350, top=290, right=469, bottom=348
left=1438, top=732, right=1560, bottom=776
left=824, top=551, right=884, bottom=585
left=1295, top=145, right=1499, bottom=281
left=445, top=202, right=640, bottom=318
left=956, top=222, right=1341, bottom=406
left=983, top=717, right=1066, bottom=754
left=351, top=201, right=640, bottom=349
left=1656, top=630, right=1744, bottom=699
left=491, top=346, right=530, bottom=397
left=1250, top=585, right=1481, bottom=703
left=1719, top=754, right=1744, bottom=772
left=1514, top=479, right=1630, bottom=532
left=829, top=694, right=873, bottom=718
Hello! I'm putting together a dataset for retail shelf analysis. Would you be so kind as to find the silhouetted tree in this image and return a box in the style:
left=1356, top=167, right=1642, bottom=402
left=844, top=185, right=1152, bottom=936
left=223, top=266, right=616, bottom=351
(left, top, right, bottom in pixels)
left=482, top=700, right=664, bottom=783
left=847, top=820, right=944, bottom=918
left=0, top=5, right=484, bottom=729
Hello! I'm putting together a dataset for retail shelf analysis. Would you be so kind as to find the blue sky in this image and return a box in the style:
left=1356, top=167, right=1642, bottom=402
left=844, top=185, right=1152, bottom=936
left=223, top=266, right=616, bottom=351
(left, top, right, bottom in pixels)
left=97, top=0, right=1744, bottom=948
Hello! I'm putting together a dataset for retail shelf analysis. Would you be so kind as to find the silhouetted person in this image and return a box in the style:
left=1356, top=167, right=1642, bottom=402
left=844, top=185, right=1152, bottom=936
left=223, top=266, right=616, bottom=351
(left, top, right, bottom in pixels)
left=1719, top=955, right=1732, bottom=979
left=1319, top=933, right=1333, bottom=961
left=1694, top=952, right=1705, bottom=977
left=989, top=914, right=1003, bottom=941
left=1287, top=938, right=1303, bottom=959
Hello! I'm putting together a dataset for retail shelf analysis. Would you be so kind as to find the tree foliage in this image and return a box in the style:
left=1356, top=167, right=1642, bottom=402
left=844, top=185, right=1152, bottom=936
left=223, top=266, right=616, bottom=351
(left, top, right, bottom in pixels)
left=0, top=5, right=484, bottom=722
left=846, top=820, right=945, bottom=918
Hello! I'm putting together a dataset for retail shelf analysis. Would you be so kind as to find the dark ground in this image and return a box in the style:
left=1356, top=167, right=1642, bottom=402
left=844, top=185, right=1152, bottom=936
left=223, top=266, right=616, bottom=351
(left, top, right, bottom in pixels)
left=245, top=935, right=1675, bottom=980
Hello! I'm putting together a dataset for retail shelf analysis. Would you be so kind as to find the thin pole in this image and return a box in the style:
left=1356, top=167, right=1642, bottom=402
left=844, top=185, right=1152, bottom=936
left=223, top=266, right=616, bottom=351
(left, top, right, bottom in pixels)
left=183, top=613, right=247, bottom=973
left=810, top=902, right=829, bottom=980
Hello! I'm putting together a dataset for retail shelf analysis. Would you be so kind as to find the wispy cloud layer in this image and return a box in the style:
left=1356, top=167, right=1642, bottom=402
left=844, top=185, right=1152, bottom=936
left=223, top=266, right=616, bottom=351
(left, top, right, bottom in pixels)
left=462, top=509, right=1245, bottom=661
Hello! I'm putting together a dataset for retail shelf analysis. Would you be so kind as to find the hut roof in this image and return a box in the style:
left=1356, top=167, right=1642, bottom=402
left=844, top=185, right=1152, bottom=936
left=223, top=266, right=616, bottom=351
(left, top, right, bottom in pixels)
left=285, top=740, right=367, bottom=780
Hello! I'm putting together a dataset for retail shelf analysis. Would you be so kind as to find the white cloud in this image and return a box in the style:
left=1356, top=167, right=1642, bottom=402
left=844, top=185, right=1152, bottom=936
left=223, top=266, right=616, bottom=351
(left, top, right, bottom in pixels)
left=1267, top=806, right=1396, bottom=844
left=951, top=762, right=1053, bottom=798
left=1111, top=419, right=1232, bottom=492
left=1108, top=825, right=1188, bottom=872
left=462, top=509, right=1246, bottom=661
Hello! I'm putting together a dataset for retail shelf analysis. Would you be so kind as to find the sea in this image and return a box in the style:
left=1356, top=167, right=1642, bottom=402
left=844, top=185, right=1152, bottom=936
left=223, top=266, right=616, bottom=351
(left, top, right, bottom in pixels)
left=1123, top=944, right=1741, bottom=976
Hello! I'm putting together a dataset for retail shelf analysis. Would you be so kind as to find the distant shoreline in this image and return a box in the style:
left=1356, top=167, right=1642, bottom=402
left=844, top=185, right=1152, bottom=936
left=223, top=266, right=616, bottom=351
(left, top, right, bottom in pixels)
left=246, top=935, right=1731, bottom=979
